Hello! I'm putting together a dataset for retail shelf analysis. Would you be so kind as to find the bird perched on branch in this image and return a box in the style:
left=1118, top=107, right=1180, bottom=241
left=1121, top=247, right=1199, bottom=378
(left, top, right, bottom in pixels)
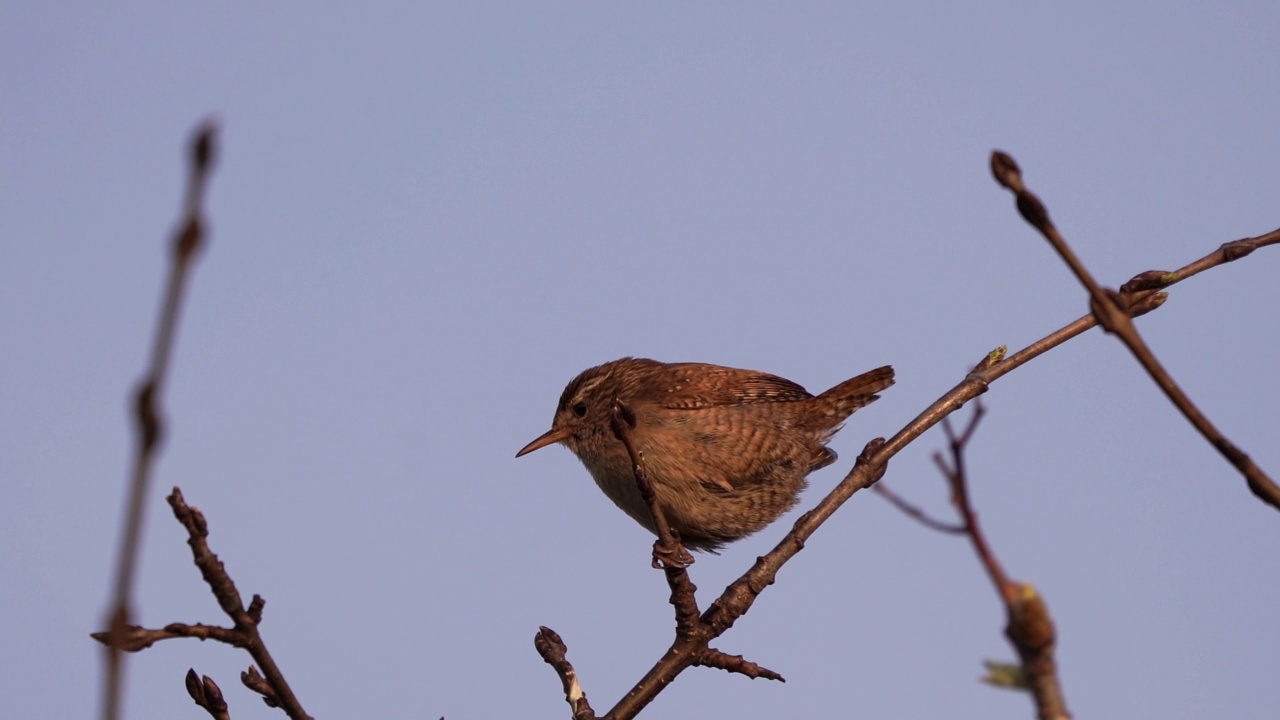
left=518, top=358, right=894, bottom=552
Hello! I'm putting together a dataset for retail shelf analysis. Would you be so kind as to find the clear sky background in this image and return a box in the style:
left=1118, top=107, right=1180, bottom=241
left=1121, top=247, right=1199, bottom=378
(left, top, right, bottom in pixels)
left=3, top=3, right=1278, bottom=719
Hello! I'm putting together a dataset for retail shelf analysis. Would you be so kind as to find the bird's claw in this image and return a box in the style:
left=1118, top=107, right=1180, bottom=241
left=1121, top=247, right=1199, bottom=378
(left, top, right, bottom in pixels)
left=651, top=540, right=695, bottom=570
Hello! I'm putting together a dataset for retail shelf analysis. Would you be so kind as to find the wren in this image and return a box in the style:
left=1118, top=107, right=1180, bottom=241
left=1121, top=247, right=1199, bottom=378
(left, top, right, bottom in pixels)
left=516, top=358, right=894, bottom=552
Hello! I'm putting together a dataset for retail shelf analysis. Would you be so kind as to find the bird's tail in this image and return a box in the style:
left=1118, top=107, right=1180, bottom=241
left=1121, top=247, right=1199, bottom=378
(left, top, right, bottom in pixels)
left=810, top=365, right=895, bottom=423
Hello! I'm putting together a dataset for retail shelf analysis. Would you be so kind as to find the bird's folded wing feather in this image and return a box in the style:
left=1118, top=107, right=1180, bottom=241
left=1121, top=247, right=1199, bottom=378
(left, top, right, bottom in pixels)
left=647, top=364, right=813, bottom=408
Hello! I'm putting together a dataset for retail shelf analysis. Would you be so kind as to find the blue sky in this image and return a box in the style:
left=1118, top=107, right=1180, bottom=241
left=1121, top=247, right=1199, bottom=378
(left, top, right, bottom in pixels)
left=3, top=3, right=1278, bottom=718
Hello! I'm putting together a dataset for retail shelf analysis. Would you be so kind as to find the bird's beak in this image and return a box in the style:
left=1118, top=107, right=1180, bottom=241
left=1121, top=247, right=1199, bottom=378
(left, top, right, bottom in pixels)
left=516, top=426, right=572, bottom=457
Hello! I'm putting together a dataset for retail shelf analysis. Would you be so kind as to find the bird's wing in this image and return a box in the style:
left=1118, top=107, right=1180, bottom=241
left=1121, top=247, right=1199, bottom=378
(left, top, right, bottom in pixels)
left=648, top=364, right=813, bottom=409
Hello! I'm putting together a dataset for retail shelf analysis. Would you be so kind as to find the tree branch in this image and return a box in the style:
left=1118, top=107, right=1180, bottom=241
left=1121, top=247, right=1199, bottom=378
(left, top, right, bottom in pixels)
left=101, top=120, right=217, bottom=720
left=547, top=212, right=1278, bottom=716
left=168, top=488, right=313, bottom=719
left=992, top=150, right=1280, bottom=510
left=535, top=626, right=597, bottom=720
left=935, top=404, right=1072, bottom=720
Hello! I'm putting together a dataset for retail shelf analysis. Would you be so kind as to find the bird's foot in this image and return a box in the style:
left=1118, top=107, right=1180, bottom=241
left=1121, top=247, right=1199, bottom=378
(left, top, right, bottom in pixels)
left=651, top=538, right=695, bottom=570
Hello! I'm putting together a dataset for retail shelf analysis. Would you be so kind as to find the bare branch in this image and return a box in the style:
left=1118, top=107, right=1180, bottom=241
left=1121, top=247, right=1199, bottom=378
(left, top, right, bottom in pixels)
left=93, top=124, right=317, bottom=719
left=594, top=214, right=1280, bottom=712
left=165, top=488, right=314, bottom=720
left=101, top=120, right=218, bottom=720
left=580, top=211, right=1278, bottom=713
left=535, top=626, right=597, bottom=720
left=933, top=404, right=1071, bottom=720
left=610, top=401, right=695, bottom=571
left=94, top=488, right=313, bottom=718
left=991, top=150, right=1280, bottom=511
left=873, top=484, right=968, bottom=534
left=937, top=406, right=1017, bottom=605
left=609, top=401, right=702, bottom=633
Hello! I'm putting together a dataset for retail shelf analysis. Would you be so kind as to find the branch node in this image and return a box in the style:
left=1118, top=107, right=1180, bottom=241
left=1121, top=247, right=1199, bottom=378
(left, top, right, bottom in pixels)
left=1127, top=291, right=1168, bottom=318
left=133, top=380, right=163, bottom=451
left=972, top=346, right=1007, bottom=373
left=1220, top=238, right=1256, bottom=261
left=609, top=401, right=694, bottom=569
left=1119, top=269, right=1174, bottom=293
left=247, top=594, right=265, bottom=625
left=1015, top=191, right=1051, bottom=229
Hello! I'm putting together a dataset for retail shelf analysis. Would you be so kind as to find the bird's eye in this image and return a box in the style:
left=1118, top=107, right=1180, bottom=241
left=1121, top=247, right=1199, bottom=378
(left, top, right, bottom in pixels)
left=572, top=401, right=588, bottom=417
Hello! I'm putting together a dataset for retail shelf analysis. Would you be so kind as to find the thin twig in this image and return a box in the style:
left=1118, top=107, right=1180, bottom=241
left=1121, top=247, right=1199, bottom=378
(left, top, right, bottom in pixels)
left=102, top=120, right=218, bottom=720
left=992, top=150, right=1280, bottom=510
left=609, top=401, right=701, bottom=640
left=936, top=407, right=1016, bottom=605
left=935, top=405, right=1071, bottom=720
left=91, top=622, right=240, bottom=652
left=872, top=483, right=967, bottom=535
left=610, top=404, right=706, bottom=645
left=167, top=488, right=314, bottom=720
left=96, top=489, right=313, bottom=719
left=609, top=402, right=696, bottom=571
left=535, top=626, right=597, bottom=720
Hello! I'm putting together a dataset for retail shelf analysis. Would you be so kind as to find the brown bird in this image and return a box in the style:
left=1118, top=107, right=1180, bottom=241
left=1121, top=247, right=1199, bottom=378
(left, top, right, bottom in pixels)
left=517, top=358, right=894, bottom=552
